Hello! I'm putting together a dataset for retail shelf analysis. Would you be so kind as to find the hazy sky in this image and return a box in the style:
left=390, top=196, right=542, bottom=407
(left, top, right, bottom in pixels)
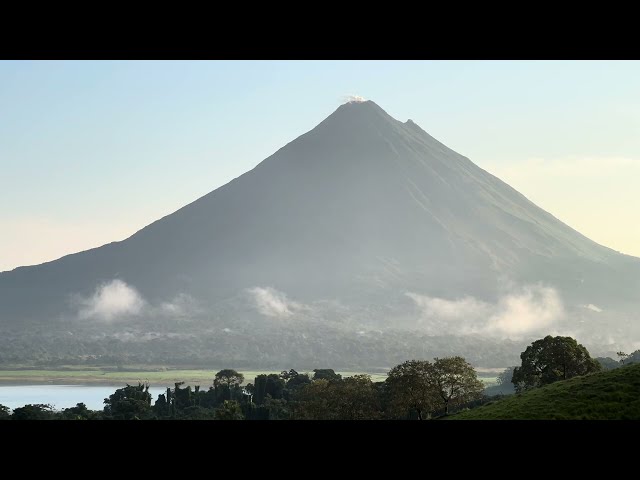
left=2, top=60, right=640, bottom=272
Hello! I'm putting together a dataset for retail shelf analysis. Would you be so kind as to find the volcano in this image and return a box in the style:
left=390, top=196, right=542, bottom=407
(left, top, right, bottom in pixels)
left=1, top=100, right=638, bottom=366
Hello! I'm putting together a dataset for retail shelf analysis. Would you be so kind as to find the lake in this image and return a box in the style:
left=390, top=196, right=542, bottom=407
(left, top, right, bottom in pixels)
left=0, top=385, right=168, bottom=412
left=0, top=373, right=500, bottom=412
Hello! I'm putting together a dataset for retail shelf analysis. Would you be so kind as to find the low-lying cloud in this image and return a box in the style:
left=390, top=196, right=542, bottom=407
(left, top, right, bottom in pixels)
left=159, top=293, right=200, bottom=317
left=247, top=286, right=301, bottom=318
left=487, top=285, right=563, bottom=336
left=406, top=284, right=565, bottom=338
left=406, top=294, right=490, bottom=321
left=77, top=279, right=145, bottom=321
left=75, top=280, right=200, bottom=322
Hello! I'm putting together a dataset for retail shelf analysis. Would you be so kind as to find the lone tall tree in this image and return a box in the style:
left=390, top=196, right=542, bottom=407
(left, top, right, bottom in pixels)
left=431, top=356, right=485, bottom=415
left=214, top=369, right=245, bottom=400
left=512, top=335, right=601, bottom=392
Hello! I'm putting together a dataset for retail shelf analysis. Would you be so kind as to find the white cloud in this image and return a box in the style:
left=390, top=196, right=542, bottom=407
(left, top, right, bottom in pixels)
left=247, top=286, right=301, bottom=318
left=158, top=293, right=199, bottom=317
left=77, top=279, right=145, bottom=321
left=487, top=285, right=563, bottom=336
left=582, top=303, right=603, bottom=313
left=74, top=282, right=201, bottom=322
left=406, top=284, right=564, bottom=338
left=406, top=293, right=490, bottom=320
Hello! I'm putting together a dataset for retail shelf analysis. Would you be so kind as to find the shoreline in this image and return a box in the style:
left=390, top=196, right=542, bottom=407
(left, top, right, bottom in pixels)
left=0, top=369, right=395, bottom=388
left=0, top=379, right=198, bottom=387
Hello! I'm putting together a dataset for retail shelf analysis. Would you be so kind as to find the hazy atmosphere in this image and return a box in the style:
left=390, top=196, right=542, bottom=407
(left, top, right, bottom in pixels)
left=1, top=60, right=639, bottom=421
left=2, top=60, right=640, bottom=271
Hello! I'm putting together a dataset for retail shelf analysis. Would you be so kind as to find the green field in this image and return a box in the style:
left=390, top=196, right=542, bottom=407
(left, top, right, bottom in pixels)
left=0, top=365, right=498, bottom=388
left=450, top=363, right=640, bottom=420
left=0, top=368, right=389, bottom=387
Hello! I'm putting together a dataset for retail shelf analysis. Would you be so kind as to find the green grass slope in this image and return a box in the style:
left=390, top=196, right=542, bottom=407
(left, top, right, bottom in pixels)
left=450, top=363, right=640, bottom=420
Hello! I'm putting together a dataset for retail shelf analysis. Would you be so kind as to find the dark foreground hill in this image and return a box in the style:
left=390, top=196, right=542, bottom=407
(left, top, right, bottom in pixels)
left=450, top=363, right=640, bottom=420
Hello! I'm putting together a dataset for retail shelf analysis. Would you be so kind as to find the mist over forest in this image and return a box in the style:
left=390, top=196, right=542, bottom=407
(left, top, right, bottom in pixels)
left=1, top=100, right=638, bottom=369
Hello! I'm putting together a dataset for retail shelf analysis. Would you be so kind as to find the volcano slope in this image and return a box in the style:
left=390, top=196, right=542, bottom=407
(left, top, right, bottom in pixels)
left=1, top=101, right=638, bottom=368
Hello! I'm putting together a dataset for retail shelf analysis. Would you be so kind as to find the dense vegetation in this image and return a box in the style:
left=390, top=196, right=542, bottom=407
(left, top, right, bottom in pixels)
left=0, top=357, right=486, bottom=420
left=450, top=363, right=640, bottom=420
left=1, top=336, right=637, bottom=420
left=0, top=322, right=527, bottom=369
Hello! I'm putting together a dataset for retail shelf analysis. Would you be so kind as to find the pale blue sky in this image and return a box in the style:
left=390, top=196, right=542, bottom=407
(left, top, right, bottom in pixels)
left=2, top=60, right=640, bottom=271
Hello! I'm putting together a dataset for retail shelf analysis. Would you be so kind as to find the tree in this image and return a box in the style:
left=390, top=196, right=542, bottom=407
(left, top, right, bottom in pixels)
left=512, top=335, right=601, bottom=392
left=282, top=370, right=311, bottom=397
left=280, top=369, right=299, bottom=383
left=172, top=382, right=195, bottom=410
left=103, top=383, right=153, bottom=419
left=334, top=374, right=380, bottom=420
left=265, top=374, right=285, bottom=399
left=263, top=397, right=290, bottom=420
left=253, top=374, right=286, bottom=405
left=214, top=369, right=244, bottom=401
left=431, top=357, right=484, bottom=415
left=0, top=404, right=10, bottom=420
left=312, top=369, right=342, bottom=382
left=617, top=351, right=630, bottom=364
left=153, top=393, right=170, bottom=417
left=293, top=379, right=333, bottom=419
left=180, top=406, right=218, bottom=420
left=214, top=400, right=244, bottom=420
left=626, top=350, right=640, bottom=365
left=385, top=360, right=438, bottom=420
left=293, top=376, right=380, bottom=420
left=253, top=375, right=268, bottom=404
left=199, top=387, right=219, bottom=409
left=61, top=403, right=96, bottom=420
left=12, top=404, right=56, bottom=420
left=372, top=381, right=393, bottom=418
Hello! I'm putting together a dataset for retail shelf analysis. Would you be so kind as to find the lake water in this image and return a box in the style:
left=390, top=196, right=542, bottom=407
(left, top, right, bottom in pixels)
left=0, top=385, right=168, bottom=412
left=1, top=374, right=500, bottom=412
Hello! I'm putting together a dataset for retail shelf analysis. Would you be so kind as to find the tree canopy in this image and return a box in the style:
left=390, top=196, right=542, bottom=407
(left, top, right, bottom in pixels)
left=214, top=369, right=244, bottom=389
left=312, top=369, right=342, bottom=382
left=385, top=360, right=438, bottom=420
left=214, top=369, right=245, bottom=401
left=253, top=374, right=285, bottom=404
left=103, top=383, right=152, bottom=419
left=11, top=403, right=55, bottom=420
left=431, top=357, right=485, bottom=415
left=0, top=404, right=10, bottom=420
left=512, top=335, right=601, bottom=392
left=214, top=400, right=244, bottom=420
left=293, top=374, right=380, bottom=420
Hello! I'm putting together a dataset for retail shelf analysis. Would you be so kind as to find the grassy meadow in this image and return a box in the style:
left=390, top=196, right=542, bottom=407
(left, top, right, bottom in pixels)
left=0, top=367, right=389, bottom=387
left=0, top=365, right=499, bottom=388
left=449, top=363, right=640, bottom=420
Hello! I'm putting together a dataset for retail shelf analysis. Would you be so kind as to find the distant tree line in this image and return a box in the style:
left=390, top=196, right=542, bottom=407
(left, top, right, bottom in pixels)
left=0, top=325, right=523, bottom=369
left=0, top=335, right=626, bottom=420
left=0, top=357, right=485, bottom=420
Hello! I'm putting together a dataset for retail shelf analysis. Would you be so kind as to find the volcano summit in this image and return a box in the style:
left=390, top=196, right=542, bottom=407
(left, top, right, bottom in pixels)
left=1, top=101, right=638, bottom=367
